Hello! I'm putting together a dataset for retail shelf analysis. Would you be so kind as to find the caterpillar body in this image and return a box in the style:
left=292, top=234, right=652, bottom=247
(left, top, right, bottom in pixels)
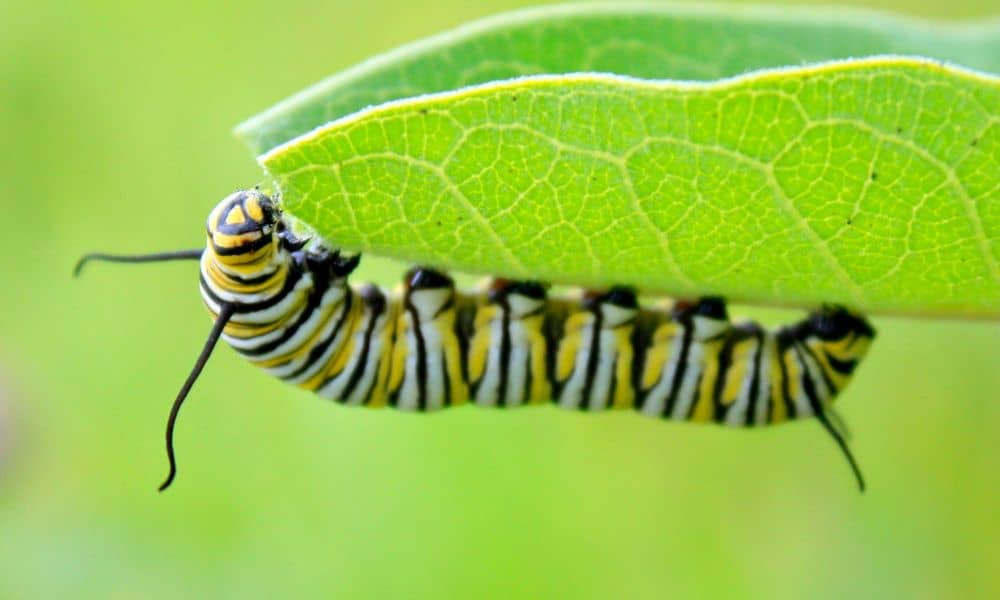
left=77, top=190, right=876, bottom=491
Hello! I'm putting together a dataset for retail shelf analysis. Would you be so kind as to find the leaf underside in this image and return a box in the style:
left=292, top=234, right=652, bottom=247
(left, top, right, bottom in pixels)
left=242, top=7, right=1000, bottom=318
left=237, top=5, right=1000, bottom=155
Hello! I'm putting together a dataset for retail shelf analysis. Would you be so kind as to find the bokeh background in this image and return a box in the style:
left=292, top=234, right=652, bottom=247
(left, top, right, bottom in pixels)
left=2, top=0, right=998, bottom=598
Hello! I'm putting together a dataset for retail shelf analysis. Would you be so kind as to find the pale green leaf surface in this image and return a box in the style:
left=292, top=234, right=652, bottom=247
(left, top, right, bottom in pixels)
left=236, top=4, right=1000, bottom=155
left=261, top=58, right=1000, bottom=318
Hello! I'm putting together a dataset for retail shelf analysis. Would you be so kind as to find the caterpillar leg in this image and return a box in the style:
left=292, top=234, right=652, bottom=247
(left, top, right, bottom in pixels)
left=635, top=296, right=733, bottom=420
left=554, top=287, right=640, bottom=412
left=387, top=267, right=468, bottom=411
left=313, top=283, right=396, bottom=408
left=468, top=279, right=550, bottom=407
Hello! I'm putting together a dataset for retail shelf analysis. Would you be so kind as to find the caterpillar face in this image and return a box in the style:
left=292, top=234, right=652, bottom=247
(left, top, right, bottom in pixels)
left=206, top=190, right=280, bottom=265
left=800, top=306, right=876, bottom=382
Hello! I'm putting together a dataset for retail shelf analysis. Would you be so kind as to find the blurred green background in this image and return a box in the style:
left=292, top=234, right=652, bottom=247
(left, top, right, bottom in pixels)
left=1, top=0, right=998, bottom=598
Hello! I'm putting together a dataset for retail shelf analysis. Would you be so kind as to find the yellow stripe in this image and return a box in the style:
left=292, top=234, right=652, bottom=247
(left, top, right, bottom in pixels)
left=244, top=198, right=264, bottom=222
left=641, top=321, right=678, bottom=390
left=556, top=312, right=590, bottom=382
left=769, top=342, right=788, bottom=424
left=225, top=207, right=246, bottom=225
left=612, top=326, right=634, bottom=409
left=439, top=312, right=469, bottom=406
left=367, top=301, right=400, bottom=408
left=209, top=238, right=272, bottom=265
left=720, top=338, right=755, bottom=407
left=778, top=349, right=803, bottom=422
left=691, top=339, right=723, bottom=423
left=525, top=314, right=551, bottom=404
left=387, top=310, right=410, bottom=396
left=804, top=338, right=849, bottom=392
left=248, top=300, right=338, bottom=368
left=467, top=306, right=496, bottom=385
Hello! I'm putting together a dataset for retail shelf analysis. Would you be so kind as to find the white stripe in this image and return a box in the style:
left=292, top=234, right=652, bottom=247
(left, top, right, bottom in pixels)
left=669, top=342, right=705, bottom=421
left=639, top=324, right=686, bottom=418
left=556, top=322, right=593, bottom=409
left=754, top=337, right=776, bottom=426
left=473, top=317, right=503, bottom=407
left=505, top=320, right=532, bottom=406
left=587, top=330, right=616, bottom=411
left=418, top=317, right=447, bottom=412
left=317, top=305, right=388, bottom=403
left=723, top=335, right=761, bottom=427
left=395, top=313, right=421, bottom=411
left=261, top=299, right=351, bottom=380
left=224, top=287, right=345, bottom=360
left=506, top=343, right=528, bottom=407
left=786, top=348, right=815, bottom=418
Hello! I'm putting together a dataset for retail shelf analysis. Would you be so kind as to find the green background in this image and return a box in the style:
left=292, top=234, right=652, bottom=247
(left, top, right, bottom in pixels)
left=1, top=1, right=997, bottom=598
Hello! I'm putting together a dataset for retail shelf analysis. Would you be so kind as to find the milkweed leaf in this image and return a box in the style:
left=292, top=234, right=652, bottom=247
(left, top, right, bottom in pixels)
left=261, top=58, right=1000, bottom=318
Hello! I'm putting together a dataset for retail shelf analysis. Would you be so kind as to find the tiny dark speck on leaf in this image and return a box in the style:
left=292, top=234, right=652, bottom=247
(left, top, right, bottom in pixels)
left=436, top=221, right=441, bottom=226
left=847, top=219, right=853, bottom=225
left=511, top=95, right=518, bottom=102
left=970, top=138, right=978, bottom=147
left=419, top=108, right=428, bottom=115
left=896, top=127, right=903, bottom=134
left=870, top=172, right=878, bottom=181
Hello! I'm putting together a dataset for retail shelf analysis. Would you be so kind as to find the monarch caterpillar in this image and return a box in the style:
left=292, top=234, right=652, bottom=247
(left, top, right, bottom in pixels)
left=77, top=189, right=876, bottom=492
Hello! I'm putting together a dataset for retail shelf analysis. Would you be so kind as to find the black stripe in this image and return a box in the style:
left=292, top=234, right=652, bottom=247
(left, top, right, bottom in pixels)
left=437, top=294, right=458, bottom=408
left=684, top=369, right=705, bottom=420
left=387, top=315, right=402, bottom=408
left=607, top=349, right=619, bottom=410
left=215, top=221, right=272, bottom=236
left=220, top=265, right=280, bottom=287
left=329, top=286, right=385, bottom=403
left=794, top=345, right=825, bottom=417
left=579, top=310, right=604, bottom=411
left=798, top=340, right=837, bottom=396
left=496, top=301, right=512, bottom=407
left=631, top=312, right=654, bottom=411
left=712, top=332, right=737, bottom=422
left=662, top=315, right=694, bottom=418
left=774, top=334, right=797, bottom=421
left=825, top=351, right=858, bottom=375
left=200, top=266, right=303, bottom=314
left=744, top=328, right=765, bottom=427
left=281, top=290, right=354, bottom=381
left=406, top=303, right=429, bottom=411
left=454, top=298, right=472, bottom=388
left=211, top=234, right=272, bottom=256
left=359, top=353, right=384, bottom=408
left=521, top=343, right=533, bottom=406
left=237, top=269, right=332, bottom=357
left=544, top=305, right=566, bottom=399
left=441, top=352, right=452, bottom=408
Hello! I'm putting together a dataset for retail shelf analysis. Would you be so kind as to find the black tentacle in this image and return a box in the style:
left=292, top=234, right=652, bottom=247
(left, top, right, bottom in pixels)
left=74, top=249, right=203, bottom=277
left=159, top=304, right=234, bottom=492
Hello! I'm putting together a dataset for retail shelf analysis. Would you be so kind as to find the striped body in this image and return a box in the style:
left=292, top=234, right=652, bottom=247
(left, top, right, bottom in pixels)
left=200, top=192, right=876, bottom=427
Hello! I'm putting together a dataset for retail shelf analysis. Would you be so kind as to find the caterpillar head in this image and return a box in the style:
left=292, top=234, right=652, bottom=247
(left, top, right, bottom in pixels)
left=807, top=306, right=876, bottom=370
left=206, top=190, right=281, bottom=264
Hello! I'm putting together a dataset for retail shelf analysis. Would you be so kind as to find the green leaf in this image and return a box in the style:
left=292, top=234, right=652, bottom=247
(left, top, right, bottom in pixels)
left=235, top=4, right=1000, bottom=155
left=260, top=58, right=1000, bottom=318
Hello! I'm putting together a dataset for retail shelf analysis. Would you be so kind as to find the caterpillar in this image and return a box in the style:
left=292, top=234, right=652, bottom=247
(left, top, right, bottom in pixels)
left=76, top=189, right=876, bottom=492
